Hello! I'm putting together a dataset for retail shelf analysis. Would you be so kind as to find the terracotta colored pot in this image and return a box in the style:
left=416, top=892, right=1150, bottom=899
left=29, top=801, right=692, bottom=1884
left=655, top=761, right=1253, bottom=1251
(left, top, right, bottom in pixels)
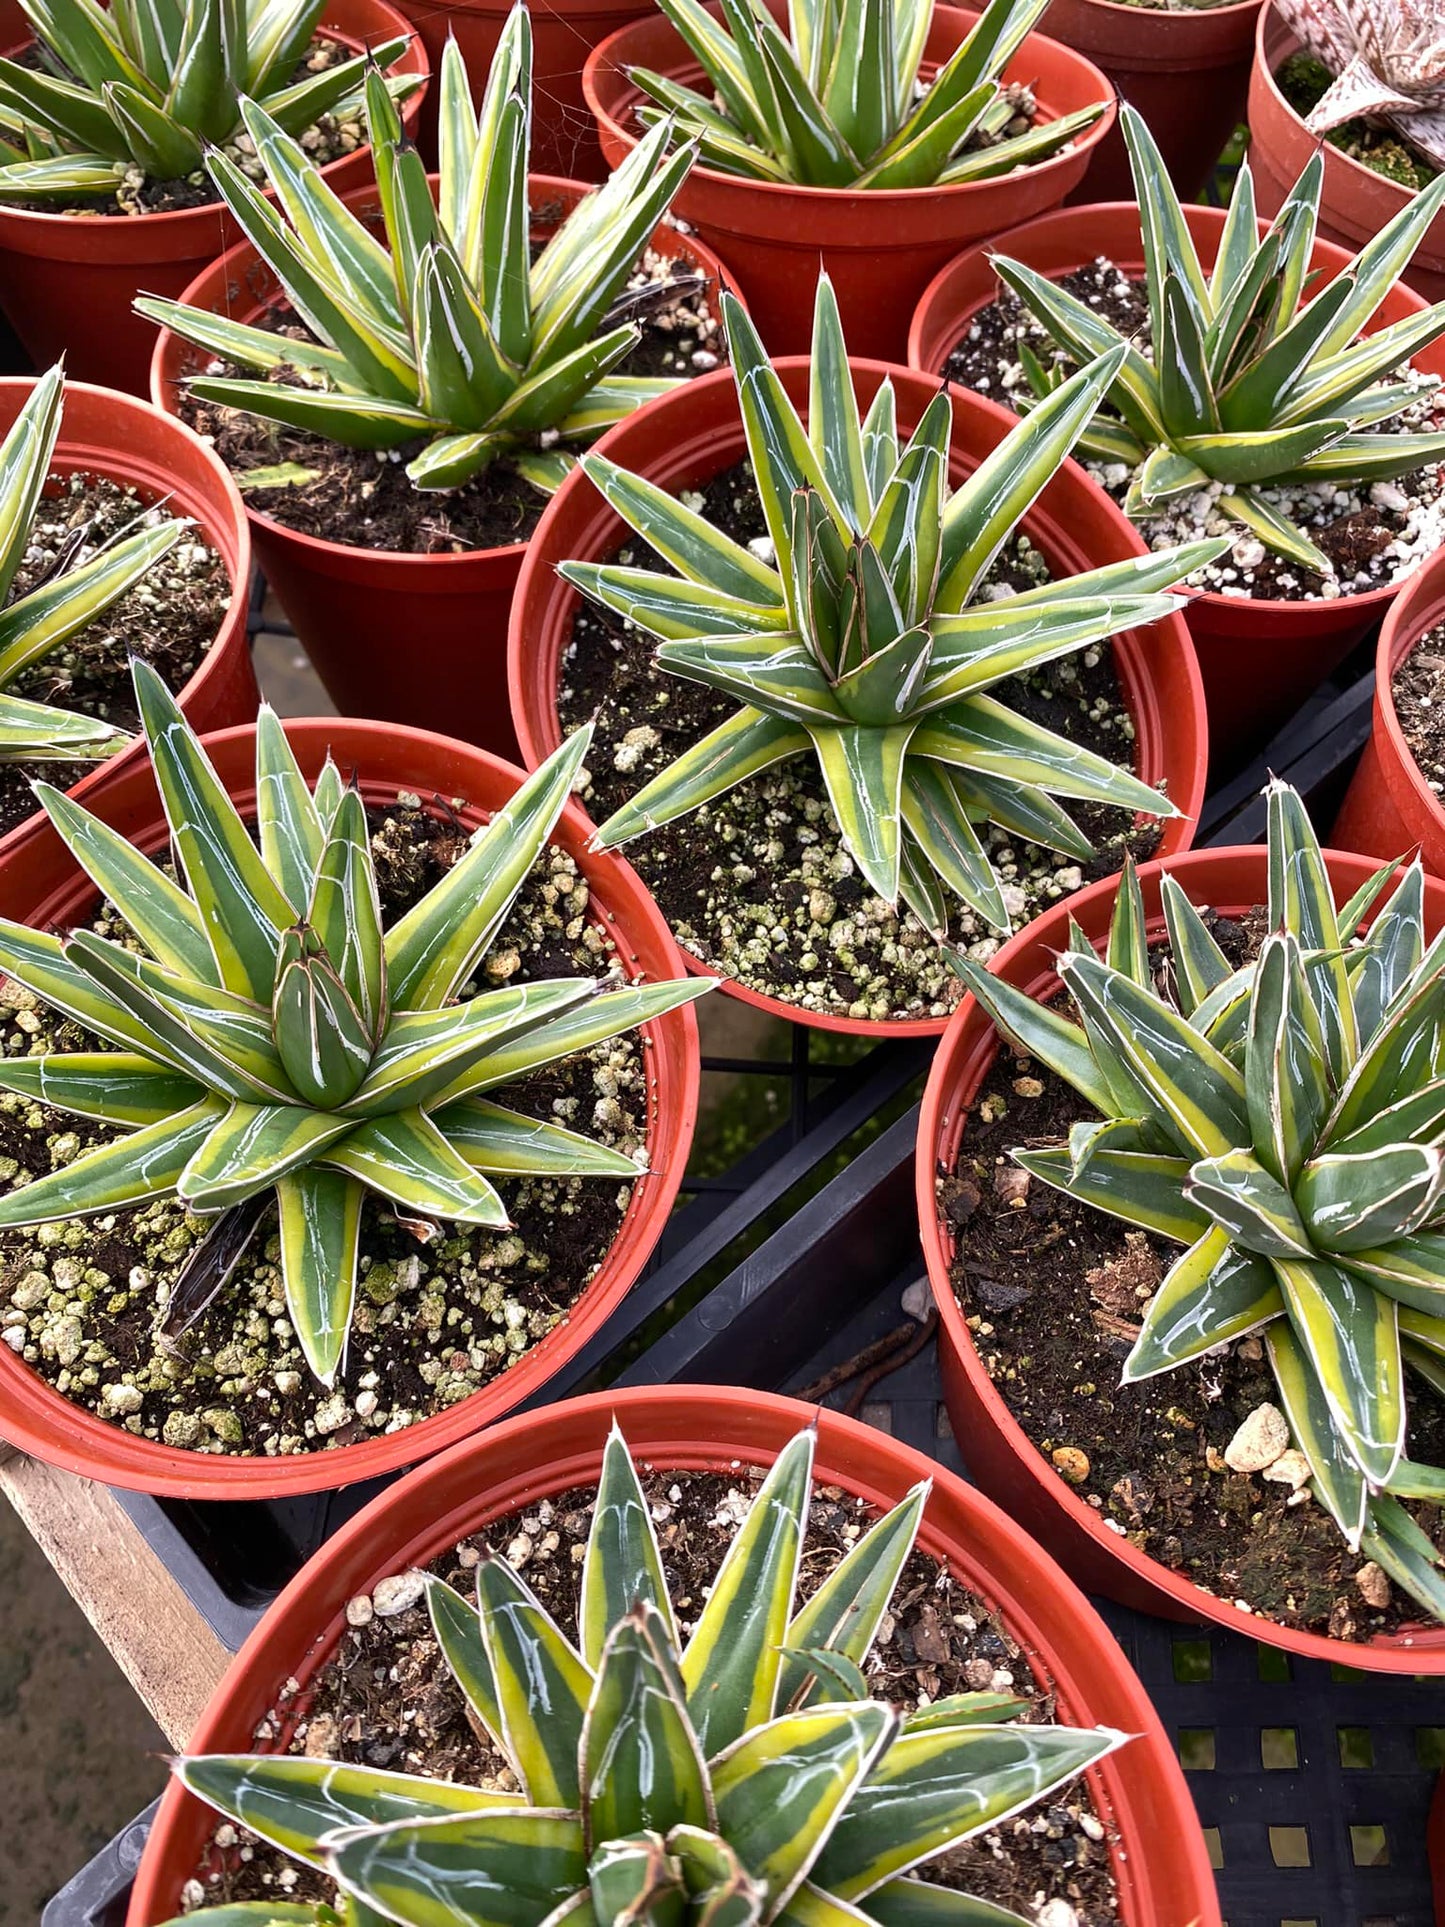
left=149, top=174, right=739, bottom=765
left=918, top=844, right=1445, bottom=1670
left=1333, top=547, right=1445, bottom=875
left=0, top=720, right=702, bottom=1500
left=0, top=375, right=256, bottom=865
left=582, top=3, right=1115, bottom=362
left=394, top=0, right=652, bottom=179
left=1248, top=4, right=1445, bottom=307
left=1044, top=0, right=1262, bottom=203
left=907, top=199, right=1445, bottom=773
left=125, top=1385, right=1222, bottom=1926
left=0, top=0, right=428, bottom=397
left=507, top=356, right=1208, bottom=1037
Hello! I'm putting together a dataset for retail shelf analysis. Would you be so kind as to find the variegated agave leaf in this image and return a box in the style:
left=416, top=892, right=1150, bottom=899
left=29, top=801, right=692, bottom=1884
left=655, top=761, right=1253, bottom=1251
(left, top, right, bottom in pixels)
left=1274, top=0, right=1445, bottom=168
left=0, top=362, right=184, bottom=763
left=158, top=1422, right=1127, bottom=1927
left=0, top=660, right=710, bottom=1388
left=992, top=100, right=1445, bottom=572
left=135, top=10, right=702, bottom=492
left=630, top=0, right=1105, bottom=189
left=568, top=272, right=1222, bottom=937
left=0, top=0, right=416, bottom=198
left=952, top=780, right=1445, bottom=1623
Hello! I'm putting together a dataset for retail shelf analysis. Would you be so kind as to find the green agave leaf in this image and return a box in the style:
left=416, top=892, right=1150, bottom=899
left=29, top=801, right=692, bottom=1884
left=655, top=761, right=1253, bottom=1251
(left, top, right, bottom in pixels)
left=773, top=1883, right=876, bottom=1926
left=457, top=976, right=712, bottom=1100
left=1346, top=859, right=1425, bottom=1049
left=1106, top=856, right=1148, bottom=988
left=179, top=1100, right=354, bottom=1212
left=726, top=288, right=849, bottom=566
left=919, top=592, right=1181, bottom=716
left=576, top=453, right=784, bottom=608
left=185, top=378, right=430, bottom=453
left=587, top=1832, right=686, bottom=1924
left=351, top=979, right=597, bottom=1117
left=0, top=1051, right=201, bottom=1126
left=1124, top=1229, right=1282, bottom=1380
left=681, top=1425, right=814, bottom=1755
left=778, top=1647, right=870, bottom=1704
left=304, top=787, right=385, bottom=1039
left=901, top=1695, right=1032, bottom=1733
left=654, top=634, right=843, bottom=727
left=1016, top=1143, right=1210, bottom=1246
left=809, top=272, right=872, bottom=527
left=987, top=255, right=1164, bottom=448
left=579, top=1420, right=677, bottom=1667
left=321, top=1104, right=508, bottom=1224
left=272, top=927, right=371, bottom=1111
left=442, top=1099, right=639, bottom=1178
left=1339, top=1233, right=1445, bottom=1320
left=595, top=706, right=810, bottom=850
left=712, top=1701, right=894, bottom=1910
left=327, top=1809, right=587, bottom=1927
left=1359, top=1497, right=1445, bottom=1625
left=254, top=707, right=324, bottom=918
left=1276, top=1256, right=1404, bottom=1489
left=778, top=1481, right=926, bottom=1710
left=1186, top=1147, right=1313, bottom=1258
left=815, top=1722, right=1124, bottom=1898
left=1245, top=931, right=1331, bottom=1187
left=1328, top=968, right=1445, bottom=1149
left=277, top=1164, right=362, bottom=1386
left=0, top=362, right=64, bottom=606
left=944, top=951, right=1115, bottom=1118
left=581, top=1603, right=712, bottom=1847
left=423, top=1569, right=502, bottom=1742
left=0, top=516, right=181, bottom=688
left=809, top=719, right=913, bottom=903
left=1299, top=1146, right=1445, bottom=1254
left=1159, top=873, right=1231, bottom=1017
left=1267, top=1319, right=1369, bottom=1547
left=0, top=1097, right=221, bottom=1227
left=0, top=918, right=161, bottom=1058
left=900, top=762, right=1008, bottom=931
left=476, top=1551, right=593, bottom=1806
left=867, top=1879, right=1035, bottom=1926
left=561, top=562, right=791, bottom=643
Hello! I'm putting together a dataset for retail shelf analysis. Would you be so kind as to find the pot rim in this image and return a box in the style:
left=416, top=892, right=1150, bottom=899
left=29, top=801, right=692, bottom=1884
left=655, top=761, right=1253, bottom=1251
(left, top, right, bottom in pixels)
left=917, top=839, right=1445, bottom=1669
left=582, top=1, right=1117, bottom=209
left=125, top=1383, right=1222, bottom=1927
left=0, top=715, right=704, bottom=1499
left=906, top=195, right=1440, bottom=626
left=1371, top=544, right=1445, bottom=845
left=506, top=352, right=1207, bottom=1039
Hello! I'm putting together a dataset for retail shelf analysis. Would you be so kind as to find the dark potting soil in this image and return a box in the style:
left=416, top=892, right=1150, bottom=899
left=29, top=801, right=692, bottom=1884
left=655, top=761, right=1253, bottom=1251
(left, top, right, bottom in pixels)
left=177, top=237, right=727, bottom=556
left=0, top=795, right=650, bottom=1458
left=1278, top=53, right=1439, bottom=193
left=1392, top=623, right=1445, bottom=794
left=0, top=470, right=231, bottom=840
left=8, top=38, right=366, bottom=216
left=557, top=460, right=1161, bottom=1023
left=938, top=913, right=1445, bottom=1643
left=188, top=1466, right=1122, bottom=1924
left=941, top=257, right=1445, bottom=604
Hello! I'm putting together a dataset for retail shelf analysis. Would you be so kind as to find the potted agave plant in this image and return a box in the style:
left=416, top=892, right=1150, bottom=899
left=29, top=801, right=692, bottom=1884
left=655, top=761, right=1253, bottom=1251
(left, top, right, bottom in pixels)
left=581, top=0, right=1116, bottom=360
left=0, top=0, right=427, bottom=395
left=920, top=778, right=1445, bottom=1667
left=0, top=661, right=708, bottom=1499
left=909, top=105, right=1445, bottom=763
left=509, top=272, right=1213, bottom=1034
left=125, top=1388, right=1221, bottom=1926
left=0, top=363, right=255, bottom=862
left=142, top=14, right=737, bottom=760
left=1040, top=0, right=1264, bottom=203
left=1249, top=0, right=1445, bottom=304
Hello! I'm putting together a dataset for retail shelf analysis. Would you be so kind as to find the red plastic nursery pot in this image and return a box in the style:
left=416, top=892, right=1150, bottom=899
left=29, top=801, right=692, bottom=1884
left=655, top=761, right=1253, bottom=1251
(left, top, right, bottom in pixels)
left=0, top=719, right=703, bottom=1500
left=0, top=0, right=428, bottom=397
left=582, top=3, right=1115, bottom=363
left=1043, top=0, right=1263, bottom=204
left=1248, top=4, right=1445, bottom=307
left=1333, top=547, right=1445, bottom=875
left=918, top=844, right=1445, bottom=1670
left=907, top=199, right=1445, bottom=769
left=0, top=375, right=256, bottom=862
left=149, top=174, right=740, bottom=765
left=507, top=356, right=1208, bottom=1039
left=125, top=1384, right=1222, bottom=1927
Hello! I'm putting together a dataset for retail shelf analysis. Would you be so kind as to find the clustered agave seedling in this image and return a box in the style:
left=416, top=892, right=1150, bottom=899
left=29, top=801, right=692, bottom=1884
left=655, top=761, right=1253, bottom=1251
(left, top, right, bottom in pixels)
left=627, top=0, right=1104, bottom=188
left=993, top=104, right=1445, bottom=573
left=953, top=782, right=1445, bottom=1621
left=567, top=274, right=1224, bottom=938
left=0, top=364, right=189, bottom=762
left=158, top=1421, right=1126, bottom=1927
left=0, top=0, right=412, bottom=203
left=137, top=11, right=701, bottom=492
left=0, top=660, right=707, bottom=1387
left=1275, top=0, right=1445, bottom=170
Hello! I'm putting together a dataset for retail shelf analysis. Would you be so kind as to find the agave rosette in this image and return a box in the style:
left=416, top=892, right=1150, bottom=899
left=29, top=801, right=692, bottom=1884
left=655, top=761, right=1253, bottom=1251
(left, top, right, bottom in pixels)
left=0, top=364, right=190, bottom=763
left=953, top=782, right=1445, bottom=1621
left=992, top=103, right=1445, bottom=572
left=158, top=1421, right=1127, bottom=1927
left=136, top=9, right=702, bottom=493
left=565, top=274, right=1223, bottom=938
left=0, top=662, right=709, bottom=1387
left=627, top=0, right=1104, bottom=189
left=1274, top=0, right=1445, bottom=171
left=0, top=0, right=414, bottom=201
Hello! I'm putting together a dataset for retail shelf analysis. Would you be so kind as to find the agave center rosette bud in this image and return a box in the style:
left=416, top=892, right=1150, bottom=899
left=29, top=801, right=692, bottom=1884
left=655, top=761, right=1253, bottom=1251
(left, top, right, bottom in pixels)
left=0, top=661, right=710, bottom=1388
left=628, top=0, right=1104, bottom=190
left=135, top=8, right=703, bottom=494
left=0, top=364, right=192, bottom=764
left=1274, top=0, right=1445, bottom=170
left=564, top=272, right=1225, bottom=939
left=158, top=1422, right=1128, bottom=1927
left=0, top=0, right=415, bottom=203
left=952, top=780, right=1445, bottom=1623
left=991, top=102, right=1445, bottom=575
